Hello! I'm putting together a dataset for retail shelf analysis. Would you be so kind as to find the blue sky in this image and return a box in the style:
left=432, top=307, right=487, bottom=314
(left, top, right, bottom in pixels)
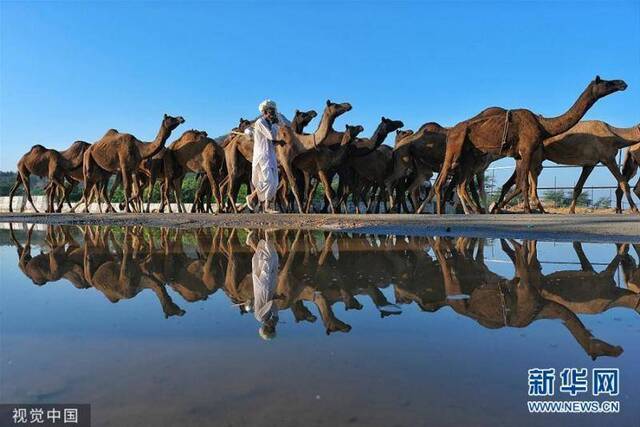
left=1, top=1, right=638, bottom=194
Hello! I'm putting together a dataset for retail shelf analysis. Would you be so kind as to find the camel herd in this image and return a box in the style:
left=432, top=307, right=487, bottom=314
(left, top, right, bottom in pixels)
left=9, top=75, right=640, bottom=215
left=9, top=224, right=640, bottom=358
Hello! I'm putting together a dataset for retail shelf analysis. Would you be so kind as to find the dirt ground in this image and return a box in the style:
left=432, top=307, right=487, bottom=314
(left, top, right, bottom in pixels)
left=1, top=212, right=639, bottom=243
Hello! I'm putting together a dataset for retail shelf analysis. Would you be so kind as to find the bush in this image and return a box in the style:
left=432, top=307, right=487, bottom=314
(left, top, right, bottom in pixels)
left=543, top=189, right=591, bottom=207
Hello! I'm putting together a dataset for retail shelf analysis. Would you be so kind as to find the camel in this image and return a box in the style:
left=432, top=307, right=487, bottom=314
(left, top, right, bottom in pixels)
left=432, top=76, right=627, bottom=213
left=385, top=120, right=493, bottom=214
left=616, top=133, right=640, bottom=212
left=336, top=117, right=405, bottom=212
left=271, top=101, right=353, bottom=212
left=292, top=124, right=364, bottom=213
left=493, top=121, right=640, bottom=214
left=82, top=114, right=185, bottom=213
left=9, top=141, right=89, bottom=212
left=161, top=129, right=226, bottom=213
left=384, top=122, right=448, bottom=212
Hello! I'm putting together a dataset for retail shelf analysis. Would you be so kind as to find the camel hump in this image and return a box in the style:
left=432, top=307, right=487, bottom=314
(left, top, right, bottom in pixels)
left=103, top=128, right=119, bottom=137
left=418, top=122, right=445, bottom=132
left=30, top=144, right=46, bottom=151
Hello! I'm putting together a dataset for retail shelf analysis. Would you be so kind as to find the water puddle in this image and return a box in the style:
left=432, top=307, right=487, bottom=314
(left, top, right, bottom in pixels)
left=1, top=224, right=638, bottom=426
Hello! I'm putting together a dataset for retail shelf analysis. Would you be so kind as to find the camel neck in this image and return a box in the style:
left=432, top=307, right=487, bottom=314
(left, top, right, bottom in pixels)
left=538, top=84, right=598, bottom=136
left=139, top=125, right=170, bottom=159
left=313, top=110, right=337, bottom=144
left=369, top=123, right=390, bottom=149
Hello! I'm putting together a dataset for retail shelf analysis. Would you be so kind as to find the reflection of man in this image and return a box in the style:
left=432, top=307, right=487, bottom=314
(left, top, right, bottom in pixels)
left=250, top=233, right=280, bottom=340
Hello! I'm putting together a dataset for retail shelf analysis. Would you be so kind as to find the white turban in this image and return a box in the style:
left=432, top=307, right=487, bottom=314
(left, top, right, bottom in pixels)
left=259, top=99, right=277, bottom=114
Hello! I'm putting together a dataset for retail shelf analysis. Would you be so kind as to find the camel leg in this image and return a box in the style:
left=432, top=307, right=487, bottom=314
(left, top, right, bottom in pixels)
left=146, top=175, right=156, bottom=213
left=305, top=180, right=318, bottom=213
left=433, top=131, right=464, bottom=214
left=568, top=165, right=595, bottom=214
left=516, top=146, right=534, bottom=214
left=118, top=160, right=132, bottom=213
left=21, top=173, right=39, bottom=212
left=615, top=151, right=637, bottom=213
left=469, top=176, right=484, bottom=213
left=204, top=167, right=221, bottom=214
left=573, top=242, right=595, bottom=272
left=318, top=171, right=336, bottom=214
left=8, top=174, right=23, bottom=213
left=48, top=175, right=66, bottom=213
left=173, top=177, right=184, bottom=213
left=279, top=162, right=303, bottom=213
left=603, top=159, right=638, bottom=214
left=492, top=171, right=517, bottom=213
left=528, top=171, right=546, bottom=213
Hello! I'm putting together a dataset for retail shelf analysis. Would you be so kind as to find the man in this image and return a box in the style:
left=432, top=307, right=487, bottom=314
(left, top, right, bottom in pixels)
left=246, top=99, right=286, bottom=213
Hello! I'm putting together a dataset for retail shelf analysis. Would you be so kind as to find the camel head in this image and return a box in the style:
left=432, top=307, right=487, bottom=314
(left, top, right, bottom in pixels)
left=293, top=109, right=318, bottom=130
left=340, top=124, right=365, bottom=146
left=589, top=75, right=627, bottom=99
left=325, top=99, right=352, bottom=119
left=276, top=124, right=295, bottom=144
left=395, top=129, right=414, bottom=144
left=233, top=118, right=253, bottom=133
left=162, top=113, right=186, bottom=132
left=380, top=117, right=405, bottom=134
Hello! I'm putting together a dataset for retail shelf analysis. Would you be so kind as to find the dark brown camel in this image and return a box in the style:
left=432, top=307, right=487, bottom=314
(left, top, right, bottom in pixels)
left=331, top=117, right=404, bottom=213
left=432, top=76, right=627, bottom=213
left=82, top=114, right=184, bottom=213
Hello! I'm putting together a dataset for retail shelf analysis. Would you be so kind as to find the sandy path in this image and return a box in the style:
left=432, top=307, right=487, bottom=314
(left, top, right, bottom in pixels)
left=1, top=212, right=639, bottom=243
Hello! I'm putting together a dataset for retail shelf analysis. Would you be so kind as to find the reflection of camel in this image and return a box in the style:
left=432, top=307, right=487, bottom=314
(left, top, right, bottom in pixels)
left=82, top=227, right=185, bottom=318
left=422, top=237, right=624, bottom=359
left=619, top=243, right=640, bottom=293
left=531, top=242, right=640, bottom=315
left=10, top=224, right=71, bottom=286
left=11, top=226, right=636, bottom=353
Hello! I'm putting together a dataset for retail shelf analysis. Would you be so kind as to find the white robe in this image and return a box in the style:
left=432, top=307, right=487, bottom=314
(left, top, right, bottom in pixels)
left=252, top=239, right=280, bottom=324
left=251, top=117, right=280, bottom=202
